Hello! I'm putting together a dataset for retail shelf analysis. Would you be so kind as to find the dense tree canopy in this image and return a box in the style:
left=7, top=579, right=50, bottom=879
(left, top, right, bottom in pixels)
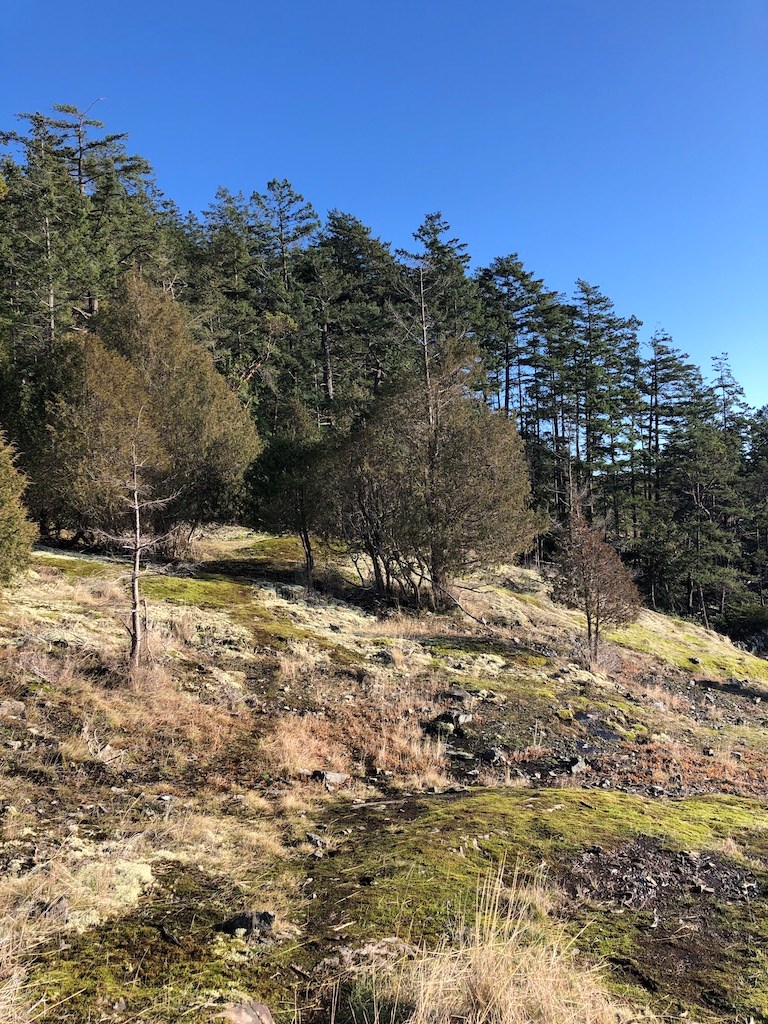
left=1, top=103, right=766, bottom=627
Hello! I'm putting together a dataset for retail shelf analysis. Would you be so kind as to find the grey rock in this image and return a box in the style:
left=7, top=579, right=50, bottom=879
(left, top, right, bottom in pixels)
left=0, top=700, right=26, bottom=720
left=30, top=895, right=69, bottom=924
left=311, top=770, right=350, bottom=787
left=216, top=909, right=275, bottom=938
left=427, top=718, right=454, bottom=736
left=438, top=688, right=474, bottom=703
left=217, top=1002, right=276, bottom=1024
left=429, top=710, right=473, bottom=733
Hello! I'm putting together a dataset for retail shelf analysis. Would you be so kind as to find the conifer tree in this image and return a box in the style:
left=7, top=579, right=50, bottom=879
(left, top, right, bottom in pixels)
left=0, top=431, right=36, bottom=586
left=99, top=274, right=261, bottom=532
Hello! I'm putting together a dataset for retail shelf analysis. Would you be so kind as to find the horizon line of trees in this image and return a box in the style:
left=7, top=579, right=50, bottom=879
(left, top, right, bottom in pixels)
left=1, top=104, right=766, bottom=636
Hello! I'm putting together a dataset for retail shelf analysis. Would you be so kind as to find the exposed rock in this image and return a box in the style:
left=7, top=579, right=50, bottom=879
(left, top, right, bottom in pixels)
left=215, top=909, right=275, bottom=938
left=425, top=710, right=474, bottom=737
left=30, top=895, right=69, bottom=924
left=0, top=699, right=26, bottom=720
left=311, top=770, right=350, bottom=788
left=561, top=837, right=759, bottom=909
left=438, top=688, right=474, bottom=704
left=217, top=1001, right=275, bottom=1024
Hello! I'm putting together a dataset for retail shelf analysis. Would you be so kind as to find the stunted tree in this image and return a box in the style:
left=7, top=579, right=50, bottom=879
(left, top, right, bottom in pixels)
left=46, top=336, right=173, bottom=669
left=248, top=400, right=323, bottom=584
left=318, top=214, right=537, bottom=608
left=553, top=515, right=640, bottom=662
left=327, top=377, right=537, bottom=608
left=46, top=335, right=156, bottom=535
left=0, top=432, right=36, bottom=586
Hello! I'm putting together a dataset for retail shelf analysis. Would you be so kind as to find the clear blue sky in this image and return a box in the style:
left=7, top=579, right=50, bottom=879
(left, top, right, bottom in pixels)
left=3, top=1, right=766, bottom=404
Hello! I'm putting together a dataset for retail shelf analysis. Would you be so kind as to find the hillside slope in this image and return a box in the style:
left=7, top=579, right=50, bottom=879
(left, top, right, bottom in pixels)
left=2, top=531, right=768, bottom=1023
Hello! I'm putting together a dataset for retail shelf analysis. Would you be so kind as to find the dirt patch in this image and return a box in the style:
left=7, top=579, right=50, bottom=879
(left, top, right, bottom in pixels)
left=560, top=835, right=760, bottom=909
left=560, top=836, right=768, bottom=1019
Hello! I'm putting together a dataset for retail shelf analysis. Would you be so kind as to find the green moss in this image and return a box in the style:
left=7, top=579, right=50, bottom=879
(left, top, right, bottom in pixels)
left=34, top=551, right=119, bottom=580
left=611, top=620, right=768, bottom=685
left=300, top=789, right=768, bottom=1022
left=306, top=788, right=768, bottom=947
left=29, top=862, right=306, bottom=1023
left=513, top=592, right=545, bottom=607
left=425, top=635, right=549, bottom=670
left=142, top=574, right=252, bottom=609
left=575, top=894, right=768, bottom=1021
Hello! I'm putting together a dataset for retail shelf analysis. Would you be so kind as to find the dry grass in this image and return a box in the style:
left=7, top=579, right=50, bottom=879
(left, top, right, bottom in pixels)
left=642, top=684, right=691, bottom=714
left=0, top=791, right=298, bottom=1022
left=261, top=714, right=352, bottom=776
left=331, top=868, right=650, bottom=1024
left=25, top=652, right=243, bottom=771
left=0, top=832, right=155, bottom=1024
left=366, top=612, right=462, bottom=642
left=261, top=690, right=450, bottom=790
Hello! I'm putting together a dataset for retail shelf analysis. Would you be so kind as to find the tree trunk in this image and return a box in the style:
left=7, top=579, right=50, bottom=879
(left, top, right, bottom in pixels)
left=43, top=214, right=55, bottom=349
left=299, top=525, right=314, bottom=588
left=129, top=459, right=143, bottom=672
left=699, top=583, right=710, bottom=630
left=430, top=554, right=451, bottom=611
left=320, top=321, right=334, bottom=401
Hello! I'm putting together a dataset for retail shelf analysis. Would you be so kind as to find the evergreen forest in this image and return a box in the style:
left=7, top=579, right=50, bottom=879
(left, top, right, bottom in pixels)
left=1, top=104, right=766, bottom=637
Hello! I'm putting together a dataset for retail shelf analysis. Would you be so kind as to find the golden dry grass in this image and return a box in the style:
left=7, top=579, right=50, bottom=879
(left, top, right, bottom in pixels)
left=260, top=684, right=450, bottom=791
left=329, top=869, right=652, bottom=1024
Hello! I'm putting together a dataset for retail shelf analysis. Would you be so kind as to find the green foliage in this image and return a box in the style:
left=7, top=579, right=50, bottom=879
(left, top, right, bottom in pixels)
left=247, top=400, right=323, bottom=580
left=0, top=431, right=36, bottom=584
left=45, top=334, right=161, bottom=531
left=1, top=101, right=768, bottom=632
left=99, top=273, right=261, bottom=529
left=328, top=378, right=537, bottom=606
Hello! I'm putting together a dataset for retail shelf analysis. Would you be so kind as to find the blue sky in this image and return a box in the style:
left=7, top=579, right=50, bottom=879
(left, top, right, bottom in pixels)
left=3, top=1, right=766, bottom=404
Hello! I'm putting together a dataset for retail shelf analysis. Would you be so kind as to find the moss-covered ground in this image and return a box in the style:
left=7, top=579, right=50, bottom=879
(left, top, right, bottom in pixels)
left=4, top=531, right=768, bottom=1021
